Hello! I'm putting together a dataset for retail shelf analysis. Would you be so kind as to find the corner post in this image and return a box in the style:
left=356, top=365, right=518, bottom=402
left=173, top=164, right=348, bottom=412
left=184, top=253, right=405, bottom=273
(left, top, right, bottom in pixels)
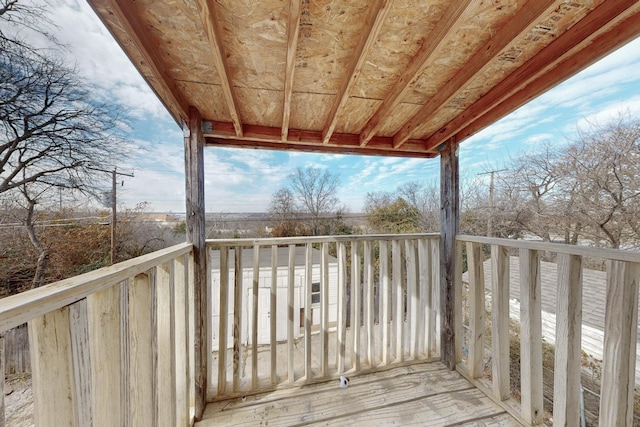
left=439, top=139, right=459, bottom=370
left=184, top=107, right=207, bottom=419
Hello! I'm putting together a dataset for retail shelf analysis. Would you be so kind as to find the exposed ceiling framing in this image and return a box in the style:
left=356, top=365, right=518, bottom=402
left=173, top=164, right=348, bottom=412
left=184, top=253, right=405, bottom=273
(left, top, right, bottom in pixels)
left=88, top=0, right=640, bottom=159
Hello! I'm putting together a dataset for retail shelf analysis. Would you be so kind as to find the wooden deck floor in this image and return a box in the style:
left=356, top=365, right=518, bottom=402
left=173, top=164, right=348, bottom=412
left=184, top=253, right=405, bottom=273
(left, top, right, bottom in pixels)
left=196, top=362, right=522, bottom=426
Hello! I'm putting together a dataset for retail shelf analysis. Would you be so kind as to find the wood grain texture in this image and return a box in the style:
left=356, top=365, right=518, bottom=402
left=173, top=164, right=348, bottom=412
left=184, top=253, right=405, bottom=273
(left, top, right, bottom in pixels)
left=466, top=242, right=485, bottom=379
left=553, top=254, right=582, bottom=427
left=490, top=245, right=510, bottom=401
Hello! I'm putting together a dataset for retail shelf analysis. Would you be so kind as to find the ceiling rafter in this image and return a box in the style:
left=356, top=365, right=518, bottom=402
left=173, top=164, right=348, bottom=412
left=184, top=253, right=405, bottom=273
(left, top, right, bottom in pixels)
left=392, top=0, right=560, bottom=149
left=281, top=0, right=302, bottom=141
left=90, top=0, right=190, bottom=123
left=196, top=0, right=243, bottom=138
left=424, top=0, right=640, bottom=151
left=321, top=0, right=392, bottom=145
left=358, top=0, right=474, bottom=147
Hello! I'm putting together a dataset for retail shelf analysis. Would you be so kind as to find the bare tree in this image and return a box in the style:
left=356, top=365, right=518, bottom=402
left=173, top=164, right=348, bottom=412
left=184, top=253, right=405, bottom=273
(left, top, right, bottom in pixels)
left=0, top=2, right=128, bottom=287
left=288, top=166, right=343, bottom=236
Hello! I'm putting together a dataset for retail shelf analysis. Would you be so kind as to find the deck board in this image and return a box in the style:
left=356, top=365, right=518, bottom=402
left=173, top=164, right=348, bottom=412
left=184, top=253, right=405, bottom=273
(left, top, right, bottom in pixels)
left=196, top=362, right=522, bottom=426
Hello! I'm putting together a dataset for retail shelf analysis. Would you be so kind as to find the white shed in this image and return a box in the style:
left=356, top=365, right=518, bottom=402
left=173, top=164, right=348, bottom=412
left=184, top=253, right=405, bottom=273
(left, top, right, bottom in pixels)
left=210, top=246, right=338, bottom=349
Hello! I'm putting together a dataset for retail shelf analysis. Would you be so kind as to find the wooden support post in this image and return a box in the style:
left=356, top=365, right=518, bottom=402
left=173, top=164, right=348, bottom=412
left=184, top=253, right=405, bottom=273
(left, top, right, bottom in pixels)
left=184, top=106, right=207, bottom=419
left=439, top=139, right=459, bottom=369
left=599, top=261, right=640, bottom=426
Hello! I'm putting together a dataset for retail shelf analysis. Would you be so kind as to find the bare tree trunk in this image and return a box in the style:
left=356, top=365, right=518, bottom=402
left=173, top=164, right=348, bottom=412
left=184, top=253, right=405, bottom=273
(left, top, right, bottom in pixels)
left=23, top=197, right=48, bottom=288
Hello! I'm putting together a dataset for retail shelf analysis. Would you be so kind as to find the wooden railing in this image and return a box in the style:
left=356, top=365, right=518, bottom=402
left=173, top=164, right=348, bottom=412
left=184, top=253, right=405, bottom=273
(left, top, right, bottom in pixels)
left=456, top=235, right=640, bottom=426
left=0, top=243, right=196, bottom=427
left=206, top=234, right=441, bottom=399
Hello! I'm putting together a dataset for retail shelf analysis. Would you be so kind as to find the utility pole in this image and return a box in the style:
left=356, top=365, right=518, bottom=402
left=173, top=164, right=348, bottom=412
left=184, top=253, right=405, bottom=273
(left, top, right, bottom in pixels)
left=478, top=169, right=507, bottom=237
left=110, top=168, right=134, bottom=264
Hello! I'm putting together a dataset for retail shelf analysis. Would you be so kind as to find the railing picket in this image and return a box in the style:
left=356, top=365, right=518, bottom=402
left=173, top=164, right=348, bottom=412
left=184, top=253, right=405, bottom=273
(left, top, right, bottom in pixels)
left=519, top=248, right=544, bottom=425
left=233, top=247, right=243, bottom=392
left=490, top=245, right=510, bottom=401
left=0, top=334, right=4, bottom=427
left=554, top=253, right=582, bottom=427
left=364, top=240, right=375, bottom=367
left=337, top=242, right=347, bottom=373
left=406, top=240, right=418, bottom=360
left=287, top=245, right=296, bottom=383
left=417, top=239, right=429, bottom=357
left=29, top=307, right=76, bottom=427
left=380, top=240, right=390, bottom=365
left=304, top=243, right=313, bottom=380
left=89, top=286, right=124, bottom=426
left=599, top=260, right=640, bottom=426
left=321, top=243, right=330, bottom=376
left=466, top=242, right=485, bottom=379
left=69, top=299, right=92, bottom=426
left=351, top=240, right=361, bottom=371
left=430, top=238, right=440, bottom=356
left=252, top=245, right=260, bottom=389
left=270, top=245, right=278, bottom=386
left=174, top=256, right=189, bottom=425
left=156, top=262, right=176, bottom=427
left=393, top=240, right=404, bottom=362
left=217, top=247, right=229, bottom=395
left=128, top=273, right=153, bottom=425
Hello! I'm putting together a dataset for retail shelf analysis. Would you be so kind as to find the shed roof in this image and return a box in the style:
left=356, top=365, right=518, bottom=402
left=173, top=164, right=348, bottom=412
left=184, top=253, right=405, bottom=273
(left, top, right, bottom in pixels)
left=88, top=0, right=640, bottom=158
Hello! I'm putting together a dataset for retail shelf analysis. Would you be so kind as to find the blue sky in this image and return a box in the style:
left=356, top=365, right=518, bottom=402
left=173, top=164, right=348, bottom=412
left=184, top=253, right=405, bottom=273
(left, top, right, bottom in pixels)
left=45, top=1, right=640, bottom=213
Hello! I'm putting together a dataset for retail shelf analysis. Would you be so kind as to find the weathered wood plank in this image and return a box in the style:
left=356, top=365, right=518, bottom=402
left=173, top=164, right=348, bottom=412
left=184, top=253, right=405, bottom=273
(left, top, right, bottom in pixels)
left=197, top=363, right=506, bottom=427
left=321, top=242, right=330, bottom=376
left=599, top=260, right=640, bottom=426
left=0, top=334, right=4, bottom=427
left=440, top=140, right=460, bottom=370
left=406, top=240, right=418, bottom=359
left=184, top=106, right=207, bottom=418
left=519, top=248, right=543, bottom=424
left=174, top=255, right=190, bottom=425
left=337, top=242, right=348, bottom=373
left=156, top=262, right=176, bottom=427
left=217, top=246, right=229, bottom=395
left=88, top=285, right=125, bottom=426
left=270, top=245, right=278, bottom=385
left=287, top=244, right=296, bottom=383
left=351, top=240, right=362, bottom=371
left=392, top=240, right=404, bottom=362
left=233, top=246, right=243, bottom=392
left=304, top=243, right=313, bottom=380
left=364, top=240, right=375, bottom=367
left=466, top=242, right=485, bottom=379
left=70, top=299, right=93, bottom=427
left=430, top=238, right=440, bottom=356
left=490, top=245, right=510, bottom=401
left=417, top=238, right=429, bottom=357
left=380, top=240, right=390, bottom=365
left=29, top=307, right=75, bottom=427
left=554, top=253, right=582, bottom=426
left=252, top=244, right=260, bottom=388
left=128, top=273, right=153, bottom=426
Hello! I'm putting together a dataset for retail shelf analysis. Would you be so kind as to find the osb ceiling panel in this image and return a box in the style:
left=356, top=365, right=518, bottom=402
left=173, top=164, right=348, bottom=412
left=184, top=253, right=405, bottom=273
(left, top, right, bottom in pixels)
left=88, top=0, right=640, bottom=158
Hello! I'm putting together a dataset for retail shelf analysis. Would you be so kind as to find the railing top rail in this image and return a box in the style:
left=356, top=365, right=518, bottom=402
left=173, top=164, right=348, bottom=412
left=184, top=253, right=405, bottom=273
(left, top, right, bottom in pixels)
left=206, top=233, right=440, bottom=248
left=457, top=235, right=640, bottom=263
left=0, top=242, right=193, bottom=333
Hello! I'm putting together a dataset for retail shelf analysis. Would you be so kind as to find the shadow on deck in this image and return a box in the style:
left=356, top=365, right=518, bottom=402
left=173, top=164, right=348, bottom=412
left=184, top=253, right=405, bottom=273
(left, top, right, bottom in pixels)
left=197, top=362, right=521, bottom=426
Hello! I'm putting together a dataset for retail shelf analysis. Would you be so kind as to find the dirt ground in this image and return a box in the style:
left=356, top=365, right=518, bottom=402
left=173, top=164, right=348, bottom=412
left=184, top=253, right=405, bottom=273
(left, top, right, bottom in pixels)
left=5, top=373, right=33, bottom=427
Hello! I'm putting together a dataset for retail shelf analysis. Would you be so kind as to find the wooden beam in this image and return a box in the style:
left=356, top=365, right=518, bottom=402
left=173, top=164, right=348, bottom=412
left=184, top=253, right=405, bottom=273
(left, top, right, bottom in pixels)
left=204, top=123, right=436, bottom=158
left=184, top=107, right=207, bottom=420
left=359, top=0, right=473, bottom=147
left=281, top=0, right=301, bottom=141
left=322, top=0, right=392, bottom=144
left=87, top=0, right=190, bottom=123
left=196, top=0, right=244, bottom=137
left=392, top=0, right=559, bottom=148
left=439, top=139, right=459, bottom=370
left=425, top=0, right=640, bottom=150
